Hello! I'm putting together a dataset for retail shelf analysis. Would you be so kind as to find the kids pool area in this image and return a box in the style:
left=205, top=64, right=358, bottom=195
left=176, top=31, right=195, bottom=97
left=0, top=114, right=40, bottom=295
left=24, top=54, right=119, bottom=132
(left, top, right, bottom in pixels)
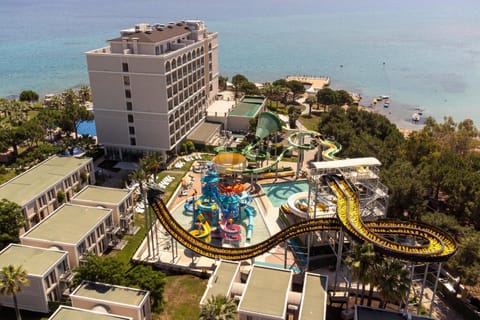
left=260, top=180, right=309, bottom=208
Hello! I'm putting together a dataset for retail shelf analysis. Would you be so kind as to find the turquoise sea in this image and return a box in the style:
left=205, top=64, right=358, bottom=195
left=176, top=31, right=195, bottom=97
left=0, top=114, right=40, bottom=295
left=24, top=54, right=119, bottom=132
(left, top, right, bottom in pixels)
left=2, top=0, right=480, bottom=129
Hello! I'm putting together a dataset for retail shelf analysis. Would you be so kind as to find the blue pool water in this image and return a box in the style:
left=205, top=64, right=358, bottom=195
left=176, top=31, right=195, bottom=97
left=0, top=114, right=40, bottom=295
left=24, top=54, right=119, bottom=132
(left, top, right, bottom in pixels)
left=77, top=120, right=96, bottom=137
left=261, top=181, right=309, bottom=208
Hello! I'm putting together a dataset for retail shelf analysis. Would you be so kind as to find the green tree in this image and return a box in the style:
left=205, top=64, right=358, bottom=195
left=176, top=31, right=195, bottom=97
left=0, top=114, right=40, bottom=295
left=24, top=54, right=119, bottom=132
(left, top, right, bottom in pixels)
left=335, top=90, right=353, bottom=106
left=287, top=106, right=301, bottom=129
left=19, top=90, right=39, bottom=103
left=0, top=199, right=25, bottom=250
left=304, top=95, right=317, bottom=117
left=0, top=265, right=29, bottom=320
left=239, top=81, right=259, bottom=95
left=286, top=80, right=305, bottom=102
left=126, top=265, right=166, bottom=312
left=218, top=76, right=228, bottom=91
left=199, top=294, right=238, bottom=320
left=376, top=258, right=411, bottom=308
left=316, top=88, right=338, bottom=111
left=72, top=255, right=128, bottom=287
left=231, top=74, right=248, bottom=98
left=0, top=126, right=27, bottom=160
left=78, top=86, right=91, bottom=104
left=56, top=191, right=66, bottom=204
left=58, top=103, right=94, bottom=139
left=345, top=242, right=376, bottom=305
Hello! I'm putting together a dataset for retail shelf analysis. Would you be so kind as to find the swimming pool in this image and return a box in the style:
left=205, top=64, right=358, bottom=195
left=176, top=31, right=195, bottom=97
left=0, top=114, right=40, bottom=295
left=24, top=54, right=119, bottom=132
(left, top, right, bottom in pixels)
left=77, top=120, right=96, bottom=136
left=261, top=181, right=309, bottom=208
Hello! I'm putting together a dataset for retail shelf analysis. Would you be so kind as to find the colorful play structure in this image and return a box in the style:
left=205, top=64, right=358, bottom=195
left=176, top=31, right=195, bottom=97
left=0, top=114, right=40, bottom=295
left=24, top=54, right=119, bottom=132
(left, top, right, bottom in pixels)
left=184, top=163, right=255, bottom=245
left=148, top=111, right=457, bottom=264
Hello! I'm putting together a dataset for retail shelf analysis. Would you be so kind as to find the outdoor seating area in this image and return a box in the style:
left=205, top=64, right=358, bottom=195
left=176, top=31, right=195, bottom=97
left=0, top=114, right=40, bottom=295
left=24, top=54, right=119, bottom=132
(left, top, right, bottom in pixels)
left=159, top=175, right=175, bottom=191
left=183, top=154, right=203, bottom=162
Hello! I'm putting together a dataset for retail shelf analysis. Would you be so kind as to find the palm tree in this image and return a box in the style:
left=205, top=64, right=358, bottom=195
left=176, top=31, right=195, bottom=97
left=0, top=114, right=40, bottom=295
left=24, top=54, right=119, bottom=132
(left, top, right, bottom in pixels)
left=376, top=258, right=411, bottom=309
left=0, top=265, right=30, bottom=320
left=345, top=242, right=376, bottom=305
left=78, top=86, right=92, bottom=105
left=305, top=95, right=317, bottom=117
left=199, top=294, right=238, bottom=320
left=141, top=153, right=163, bottom=182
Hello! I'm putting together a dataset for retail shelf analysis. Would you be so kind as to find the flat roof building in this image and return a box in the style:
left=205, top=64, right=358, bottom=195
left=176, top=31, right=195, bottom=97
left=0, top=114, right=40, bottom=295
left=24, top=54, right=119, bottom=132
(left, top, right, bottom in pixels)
left=86, top=20, right=218, bottom=159
left=49, top=306, right=132, bottom=320
left=71, top=185, right=135, bottom=235
left=238, top=265, right=293, bottom=320
left=0, top=244, right=71, bottom=313
left=21, top=204, right=114, bottom=268
left=0, top=155, right=95, bottom=230
left=200, top=261, right=329, bottom=320
left=71, top=281, right=151, bottom=320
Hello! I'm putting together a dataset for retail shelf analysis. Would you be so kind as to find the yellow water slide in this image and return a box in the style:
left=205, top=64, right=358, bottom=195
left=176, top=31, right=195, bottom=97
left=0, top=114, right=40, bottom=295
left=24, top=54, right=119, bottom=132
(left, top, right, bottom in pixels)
left=189, top=213, right=211, bottom=243
left=148, top=188, right=457, bottom=262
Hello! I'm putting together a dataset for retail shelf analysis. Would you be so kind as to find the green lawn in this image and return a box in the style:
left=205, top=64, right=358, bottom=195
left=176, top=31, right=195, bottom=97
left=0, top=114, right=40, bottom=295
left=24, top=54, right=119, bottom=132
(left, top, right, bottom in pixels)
left=157, top=274, right=207, bottom=320
left=299, top=114, right=321, bottom=131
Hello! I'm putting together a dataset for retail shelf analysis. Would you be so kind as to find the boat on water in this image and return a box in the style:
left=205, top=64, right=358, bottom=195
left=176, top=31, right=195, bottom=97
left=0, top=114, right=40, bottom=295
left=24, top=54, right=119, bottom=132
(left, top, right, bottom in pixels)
left=414, top=107, right=424, bottom=116
left=383, top=99, right=390, bottom=108
left=412, top=113, right=421, bottom=122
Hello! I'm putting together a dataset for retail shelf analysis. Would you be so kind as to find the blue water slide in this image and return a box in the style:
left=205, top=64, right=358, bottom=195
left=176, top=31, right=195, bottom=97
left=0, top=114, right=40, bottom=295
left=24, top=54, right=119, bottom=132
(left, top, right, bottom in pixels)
left=184, top=199, right=194, bottom=214
left=244, top=205, right=256, bottom=241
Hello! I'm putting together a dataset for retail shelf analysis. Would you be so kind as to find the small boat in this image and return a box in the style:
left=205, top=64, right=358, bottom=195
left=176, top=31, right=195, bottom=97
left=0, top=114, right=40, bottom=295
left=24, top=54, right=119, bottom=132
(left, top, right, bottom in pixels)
left=412, top=113, right=421, bottom=122
left=414, top=107, right=424, bottom=116
left=381, top=95, right=390, bottom=100
left=383, top=100, right=390, bottom=108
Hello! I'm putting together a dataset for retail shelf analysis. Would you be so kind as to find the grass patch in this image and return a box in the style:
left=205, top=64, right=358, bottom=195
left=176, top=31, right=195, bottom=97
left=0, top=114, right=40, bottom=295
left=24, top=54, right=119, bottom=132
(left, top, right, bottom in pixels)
left=0, top=169, right=16, bottom=185
left=157, top=274, right=207, bottom=320
left=299, top=114, right=321, bottom=131
left=107, top=213, right=146, bottom=264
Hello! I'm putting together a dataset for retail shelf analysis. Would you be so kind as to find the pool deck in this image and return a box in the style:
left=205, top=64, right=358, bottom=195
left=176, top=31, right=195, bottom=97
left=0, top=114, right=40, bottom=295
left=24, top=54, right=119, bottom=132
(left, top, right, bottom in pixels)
left=134, top=159, right=304, bottom=274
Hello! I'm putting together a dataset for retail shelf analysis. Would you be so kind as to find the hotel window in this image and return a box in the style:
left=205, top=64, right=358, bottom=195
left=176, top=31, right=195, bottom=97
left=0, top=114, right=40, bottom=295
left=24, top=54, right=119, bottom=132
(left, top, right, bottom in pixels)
left=125, top=89, right=131, bottom=99
left=129, top=126, right=135, bottom=135
left=122, top=62, right=129, bottom=72
left=126, top=101, right=133, bottom=111
left=127, top=114, right=134, bottom=123
left=123, top=76, right=130, bottom=86
left=130, top=137, right=136, bottom=146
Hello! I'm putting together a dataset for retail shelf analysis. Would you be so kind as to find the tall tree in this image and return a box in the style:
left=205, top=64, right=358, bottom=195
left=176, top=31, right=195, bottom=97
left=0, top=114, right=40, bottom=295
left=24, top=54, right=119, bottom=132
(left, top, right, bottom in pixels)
left=58, top=103, right=94, bottom=139
left=287, top=106, right=301, bottom=129
left=316, top=88, right=338, bottom=111
left=376, top=258, right=411, bottom=309
left=78, top=86, right=91, bottom=104
left=71, top=255, right=127, bottom=287
left=231, top=74, right=248, bottom=99
left=218, top=76, right=228, bottom=91
left=335, top=89, right=353, bottom=106
left=199, top=294, right=238, bottom=320
left=0, top=200, right=25, bottom=250
left=345, top=242, right=376, bottom=305
left=305, top=95, right=317, bottom=117
left=126, top=265, right=166, bottom=312
left=286, top=80, right=305, bottom=102
left=19, top=90, right=39, bottom=103
left=0, top=265, right=29, bottom=320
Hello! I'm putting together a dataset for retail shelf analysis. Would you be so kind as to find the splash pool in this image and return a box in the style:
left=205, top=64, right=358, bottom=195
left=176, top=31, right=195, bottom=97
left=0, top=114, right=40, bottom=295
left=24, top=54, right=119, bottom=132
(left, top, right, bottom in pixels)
left=261, top=181, right=309, bottom=208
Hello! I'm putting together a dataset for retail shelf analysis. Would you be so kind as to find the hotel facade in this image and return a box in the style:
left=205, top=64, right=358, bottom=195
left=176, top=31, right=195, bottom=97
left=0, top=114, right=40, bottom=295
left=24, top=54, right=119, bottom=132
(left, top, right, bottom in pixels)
left=86, top=20, right=219, bottom=159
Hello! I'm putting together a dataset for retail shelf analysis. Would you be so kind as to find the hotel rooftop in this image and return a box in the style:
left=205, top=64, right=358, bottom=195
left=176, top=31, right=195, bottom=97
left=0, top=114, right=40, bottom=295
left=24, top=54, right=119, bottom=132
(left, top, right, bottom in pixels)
left=0, top=244, right=66, bottom=276
left=49, top=306, right=132, bottom=320
left=238, top=265, right=292, bottom=319
left=22, top=204, right=111, bottom=244
left=200, top=260, right=240, bottom=305
left=72, top=186, right=131, bottom=204
left=71, top=281, right=149, bottom=307
left=299, top=273, right=328, bottom=320
left=0, top=156, right=91, bottom=206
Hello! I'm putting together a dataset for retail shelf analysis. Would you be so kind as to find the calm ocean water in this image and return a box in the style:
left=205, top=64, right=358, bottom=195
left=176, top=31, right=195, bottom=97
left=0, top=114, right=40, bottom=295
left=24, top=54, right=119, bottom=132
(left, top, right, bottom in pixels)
left=2, top=0, right=480, bottom=129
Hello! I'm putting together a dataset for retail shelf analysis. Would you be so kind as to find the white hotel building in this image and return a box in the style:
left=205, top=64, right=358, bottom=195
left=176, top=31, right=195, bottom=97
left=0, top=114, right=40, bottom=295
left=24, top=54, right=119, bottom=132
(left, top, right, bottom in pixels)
left=86, top=20, right=219, bottom=159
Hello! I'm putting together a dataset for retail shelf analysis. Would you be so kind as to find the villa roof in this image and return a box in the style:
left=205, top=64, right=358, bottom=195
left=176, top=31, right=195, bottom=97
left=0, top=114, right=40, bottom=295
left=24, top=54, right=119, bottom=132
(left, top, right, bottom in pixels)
left=0, top=244, right=66, bottom=276
left=238, top=265, right=292, bottom=319
left=22, top=204, right=112, bottom=245
left=0, top=156, right=91, bottom=207
left=299, top=273, right=328, bottom=320
left=109, top=23, right=190, bottom=43
left=312, top=157, right=381, bottom=170
left=49, top=306, right=132, bottom=320
left=71, top=281, right=149, bottom=307
left=72, top=186, right=131, bottom=205
left=200, top=260, right=240, bottom=305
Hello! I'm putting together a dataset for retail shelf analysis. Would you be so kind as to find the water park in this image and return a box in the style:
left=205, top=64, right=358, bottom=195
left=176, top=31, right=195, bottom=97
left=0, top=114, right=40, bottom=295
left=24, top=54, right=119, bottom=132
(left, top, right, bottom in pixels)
left=133, top=111, right=458, bottom=316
